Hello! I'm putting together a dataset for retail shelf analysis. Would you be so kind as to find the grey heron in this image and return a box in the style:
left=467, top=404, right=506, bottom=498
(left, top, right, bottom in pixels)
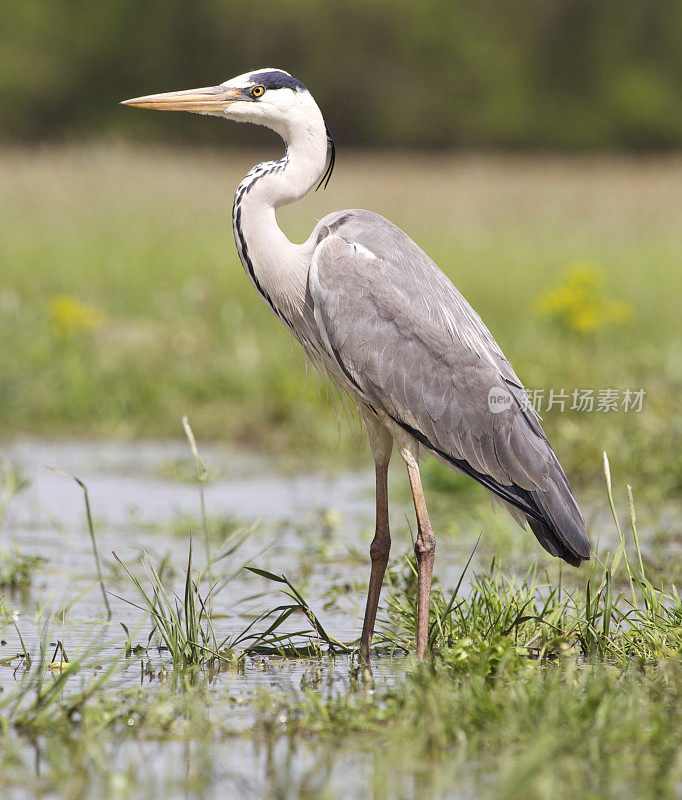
left=123, top=68, right=591, bottom=664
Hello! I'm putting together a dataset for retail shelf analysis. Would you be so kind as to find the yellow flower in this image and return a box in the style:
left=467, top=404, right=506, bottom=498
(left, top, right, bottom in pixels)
left=49, top=295, right=105, bottom=340
left=535, top=263, right=632, bottom=336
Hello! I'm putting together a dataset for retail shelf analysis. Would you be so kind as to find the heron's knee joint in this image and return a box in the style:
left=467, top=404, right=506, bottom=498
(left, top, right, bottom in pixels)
left=414, top=531, right=435, bottom=560
left=370, top=537, right=391, bottom=562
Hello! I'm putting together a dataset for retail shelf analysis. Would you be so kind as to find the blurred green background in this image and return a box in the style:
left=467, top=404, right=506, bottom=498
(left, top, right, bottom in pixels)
left=1, top=0, right=681, bottom=500
left=2, top=0, right=682, bottom=149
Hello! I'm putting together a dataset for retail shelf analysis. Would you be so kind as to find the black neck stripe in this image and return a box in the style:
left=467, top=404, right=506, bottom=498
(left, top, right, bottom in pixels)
left=232, top=159, right=291, bottom=327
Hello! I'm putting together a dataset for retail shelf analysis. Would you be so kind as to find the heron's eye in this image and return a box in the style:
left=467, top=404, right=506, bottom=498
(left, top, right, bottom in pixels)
left=250, top=85, right=265, bottom=99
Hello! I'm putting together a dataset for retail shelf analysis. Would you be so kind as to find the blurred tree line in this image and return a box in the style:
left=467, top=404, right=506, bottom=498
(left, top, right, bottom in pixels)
left=1, top=0, right=681, bottom=149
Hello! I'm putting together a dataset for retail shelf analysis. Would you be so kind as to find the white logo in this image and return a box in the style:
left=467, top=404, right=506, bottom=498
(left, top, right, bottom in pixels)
left=488, top=386, right=513, bottom=413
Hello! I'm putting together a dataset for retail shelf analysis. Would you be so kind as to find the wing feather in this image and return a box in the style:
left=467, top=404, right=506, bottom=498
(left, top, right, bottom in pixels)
left=308, top=210, right=590, bottom=565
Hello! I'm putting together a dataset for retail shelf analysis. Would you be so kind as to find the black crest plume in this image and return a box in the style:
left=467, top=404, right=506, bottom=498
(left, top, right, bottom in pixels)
left=316, top=124, right=336, bottom=191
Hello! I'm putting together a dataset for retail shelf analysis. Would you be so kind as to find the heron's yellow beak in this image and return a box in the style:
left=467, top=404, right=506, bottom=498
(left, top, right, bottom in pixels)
left=121, top=85, right=242, bottom=113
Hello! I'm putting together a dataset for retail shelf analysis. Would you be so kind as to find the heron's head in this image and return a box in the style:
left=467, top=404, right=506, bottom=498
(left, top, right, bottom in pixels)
left=122, top=68, right=322, bottom=141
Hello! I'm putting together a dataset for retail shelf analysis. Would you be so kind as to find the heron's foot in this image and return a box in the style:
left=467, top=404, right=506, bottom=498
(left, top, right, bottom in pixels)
left=351, top=652, right=375, bottom=687
left=359, top=640, right=371, bottom=666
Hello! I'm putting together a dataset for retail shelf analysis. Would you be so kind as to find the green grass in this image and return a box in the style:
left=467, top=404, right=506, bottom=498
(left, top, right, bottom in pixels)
left=266, top=653, right=682, bottom=800
left=1, top=145, right=681, bottom=492
left=1, top=440, right=682, bottom=798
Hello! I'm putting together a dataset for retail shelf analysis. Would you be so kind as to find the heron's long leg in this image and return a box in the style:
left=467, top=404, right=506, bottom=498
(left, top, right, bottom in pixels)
left=359, top=410, right=393, bottom=666
left=404, top=452, right=436, bottom=660
left=360, top=460, right=391, bottom=665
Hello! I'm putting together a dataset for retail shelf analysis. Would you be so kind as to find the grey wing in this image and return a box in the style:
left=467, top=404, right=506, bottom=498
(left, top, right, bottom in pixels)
left=308, top=210, right=590, bottom=566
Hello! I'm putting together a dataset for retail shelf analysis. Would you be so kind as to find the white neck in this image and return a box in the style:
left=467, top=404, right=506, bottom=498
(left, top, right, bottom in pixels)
left=231, top=104, right=328, bottom=329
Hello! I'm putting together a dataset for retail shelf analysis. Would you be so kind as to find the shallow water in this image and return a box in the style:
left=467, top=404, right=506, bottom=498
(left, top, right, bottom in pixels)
left=2, top=437, right=478, bottom=655
left=0, top=439, right=425, bottom=797
left=1, top=439, right=381, bottom=670
left=1, top=438, right=669, bottom=671
left=2, top=439, right=675, bottom=799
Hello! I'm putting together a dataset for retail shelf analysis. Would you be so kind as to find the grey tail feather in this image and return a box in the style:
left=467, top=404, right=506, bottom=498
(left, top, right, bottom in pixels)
left=526, top=470, right=591, bottom=568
